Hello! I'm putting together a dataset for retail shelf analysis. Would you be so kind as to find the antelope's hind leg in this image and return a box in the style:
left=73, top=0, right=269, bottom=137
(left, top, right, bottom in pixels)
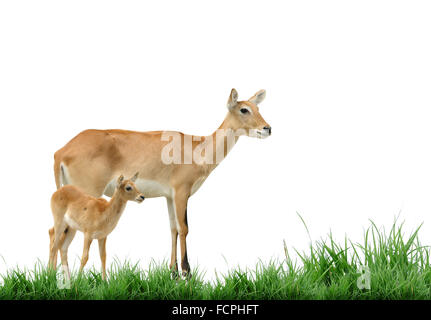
left=48, top=227, right=68, bottom=270
left=98, top=237, right=107, bottom=280
left=49, top=222, right=68, bottom=269
left=79, top=235, right=93, bottom=273
left=59, top=227, right=77, bottom=281
left=48, top=227, right=57, bottom=269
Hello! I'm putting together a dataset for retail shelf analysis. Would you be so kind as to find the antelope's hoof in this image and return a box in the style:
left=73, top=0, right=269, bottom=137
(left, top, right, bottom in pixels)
left=170, top=269, right=179, bottom=280
left=48, top=263, right=57, bottom=271
left=182, top=270, right=191, bottom=280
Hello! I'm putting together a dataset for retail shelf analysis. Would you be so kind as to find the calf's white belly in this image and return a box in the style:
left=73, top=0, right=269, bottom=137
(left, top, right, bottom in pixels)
left=64, top=212, right=82, bottom=231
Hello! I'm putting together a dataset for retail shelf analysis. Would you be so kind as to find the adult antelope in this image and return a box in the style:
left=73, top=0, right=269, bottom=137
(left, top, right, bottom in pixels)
left=53, top=89, right=271, bottom=277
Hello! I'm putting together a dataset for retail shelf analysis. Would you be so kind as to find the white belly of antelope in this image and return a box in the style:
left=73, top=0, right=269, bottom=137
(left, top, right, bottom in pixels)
left=134, top=178, right=172, bottom=198
left=104, top=178, right=171, bottom=198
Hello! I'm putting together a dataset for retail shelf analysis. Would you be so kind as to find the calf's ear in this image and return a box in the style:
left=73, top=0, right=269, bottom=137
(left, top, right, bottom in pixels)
left=227, top=88, right=238, bottom=110
left=117, top=175, right=124, bottom=187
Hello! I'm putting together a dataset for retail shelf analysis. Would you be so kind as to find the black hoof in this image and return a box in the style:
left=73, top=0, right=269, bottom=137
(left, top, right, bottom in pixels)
left=171, top=270, right=179, bottom=280
left=182, top=270, right=191, bottom=280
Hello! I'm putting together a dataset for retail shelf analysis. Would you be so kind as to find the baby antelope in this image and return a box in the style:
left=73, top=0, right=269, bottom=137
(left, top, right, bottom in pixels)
left=48, top=173, right=145, bottom=280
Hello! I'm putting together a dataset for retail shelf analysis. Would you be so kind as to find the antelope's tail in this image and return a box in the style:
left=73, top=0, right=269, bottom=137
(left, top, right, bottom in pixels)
left=53, top=151, right=68, bottom=190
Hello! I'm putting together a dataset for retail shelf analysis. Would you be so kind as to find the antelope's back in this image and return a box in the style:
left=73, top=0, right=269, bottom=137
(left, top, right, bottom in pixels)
left=53, top=129, right=174, bottom=197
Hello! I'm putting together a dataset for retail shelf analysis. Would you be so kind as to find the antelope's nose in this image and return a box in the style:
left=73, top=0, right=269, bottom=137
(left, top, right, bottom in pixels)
left=264, top=126, right=272, bottom=135
left=140, top=195, right=145, bottom=201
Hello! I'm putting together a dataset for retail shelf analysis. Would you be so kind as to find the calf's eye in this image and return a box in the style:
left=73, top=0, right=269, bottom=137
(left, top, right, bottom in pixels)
left=240, top=108, right=249, bottom=114
left=125, top=186, right=132, bottom=191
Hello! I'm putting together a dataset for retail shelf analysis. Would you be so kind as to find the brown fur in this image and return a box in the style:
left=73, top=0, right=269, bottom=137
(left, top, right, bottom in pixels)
left=48, top=173, right=144, bottom=280
left=52, top=89, right=271, bottom=277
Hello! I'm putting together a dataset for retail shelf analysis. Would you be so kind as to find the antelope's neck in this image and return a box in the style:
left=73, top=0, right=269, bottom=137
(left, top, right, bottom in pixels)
left=207, top=117, right=240, bottom=169
left=107, top=191, right=127, bottom=219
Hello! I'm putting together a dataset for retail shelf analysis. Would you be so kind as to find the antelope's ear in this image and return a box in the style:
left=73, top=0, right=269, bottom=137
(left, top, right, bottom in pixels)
left=248, top=89, right=266, bottom=105
left=117, top=175, right=124, bottom=187
left=227, top=88, right=238, bottom=110
left=131, top=172, right=139, bottom=182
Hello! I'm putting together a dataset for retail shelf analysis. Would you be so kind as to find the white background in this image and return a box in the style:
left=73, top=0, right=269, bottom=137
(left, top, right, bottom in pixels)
left=1, top=1, right=431, bottom=280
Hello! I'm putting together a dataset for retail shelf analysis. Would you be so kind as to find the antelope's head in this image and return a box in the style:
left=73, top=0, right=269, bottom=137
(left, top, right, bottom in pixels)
left=116, top=172, right=145, bottom=203
left=226, top=88, right=272, bottom=139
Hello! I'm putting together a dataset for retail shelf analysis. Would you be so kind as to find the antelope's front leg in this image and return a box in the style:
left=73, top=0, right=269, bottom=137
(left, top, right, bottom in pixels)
left=166, top=198, right=179, bottom=278
left=174, top=191, right=190, bottom=278
left=98, top=237, right=107, bottom=280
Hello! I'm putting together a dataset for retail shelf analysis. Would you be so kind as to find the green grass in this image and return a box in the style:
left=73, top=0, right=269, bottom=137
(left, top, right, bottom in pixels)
left=1, top=219, right=431, bottom=299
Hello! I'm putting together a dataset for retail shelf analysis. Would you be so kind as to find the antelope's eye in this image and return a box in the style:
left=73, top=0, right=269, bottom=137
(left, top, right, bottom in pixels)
left=240, top=108, right=249, bottom=114
left=125, top=186, right=132, bottom=191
